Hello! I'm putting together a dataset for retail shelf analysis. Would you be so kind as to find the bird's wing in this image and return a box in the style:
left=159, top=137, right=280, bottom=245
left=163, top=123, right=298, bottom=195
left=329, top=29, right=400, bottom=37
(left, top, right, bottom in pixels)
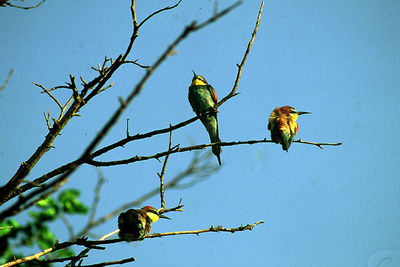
left=207, top=85, right=218, bottom=106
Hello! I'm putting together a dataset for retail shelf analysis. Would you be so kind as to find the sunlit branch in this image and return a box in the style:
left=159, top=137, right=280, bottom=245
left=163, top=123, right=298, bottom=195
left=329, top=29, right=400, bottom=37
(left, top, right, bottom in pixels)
left=294, top=139, right=343, bottom=149
left=158, top=126, right=173, bottom=209
left=146, top=220, right=264, bottom=238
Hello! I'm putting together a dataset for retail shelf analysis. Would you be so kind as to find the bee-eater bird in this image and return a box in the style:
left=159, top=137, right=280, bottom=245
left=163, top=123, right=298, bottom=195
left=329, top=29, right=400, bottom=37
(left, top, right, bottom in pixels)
left=268, top=106, right=310, bottom=151
left=188, top=71, right=222, bottom=165
left=118, top=206, right=170, bottom=241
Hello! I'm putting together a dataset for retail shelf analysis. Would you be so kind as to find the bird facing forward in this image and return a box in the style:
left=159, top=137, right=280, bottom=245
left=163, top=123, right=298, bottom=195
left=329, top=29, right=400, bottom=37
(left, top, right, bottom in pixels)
left=118, top=206, right=170, bottom=241
left=188, top=71, right=222, bottom=165
left=268, top=106, right=310, bottom=151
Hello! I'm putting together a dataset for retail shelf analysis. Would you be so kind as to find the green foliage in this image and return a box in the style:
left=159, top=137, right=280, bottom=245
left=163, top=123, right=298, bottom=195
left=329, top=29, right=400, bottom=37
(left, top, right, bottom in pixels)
left=58, top=189, right=88, bottom=214
left=0, top=188, right=88, bottom=265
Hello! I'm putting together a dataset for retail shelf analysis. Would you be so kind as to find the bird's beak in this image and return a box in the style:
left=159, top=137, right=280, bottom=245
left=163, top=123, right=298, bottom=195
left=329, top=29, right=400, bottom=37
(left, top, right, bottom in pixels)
left=159, top=214, right=171, bottom=220
left=192, top=70, right=197, bottom=77
left=297, top=111, right=311, bottom=115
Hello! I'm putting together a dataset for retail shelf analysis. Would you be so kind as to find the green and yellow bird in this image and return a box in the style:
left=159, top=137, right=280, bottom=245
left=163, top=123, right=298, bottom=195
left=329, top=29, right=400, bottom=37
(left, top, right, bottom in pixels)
left=268, top=106, right=310, bottom=151
left=188, top=71, right=222, bottom=165
left=118, top=206, right=170, bottom=241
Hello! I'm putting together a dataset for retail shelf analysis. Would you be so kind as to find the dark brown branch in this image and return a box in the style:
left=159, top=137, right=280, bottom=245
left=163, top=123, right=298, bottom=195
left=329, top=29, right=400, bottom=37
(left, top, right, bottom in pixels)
left=5, top=160, right=84, bottom=202
left=0, top=0, right=239, bottom=215
left=122, top=60, right=150, bottom=69
left=78, top=257, right=136, bottom=267
left=2, top=1, right=242, bottom=205
left=3, top=111, right=214, bottom=203
left=92, top=112, right=208, bottom=157
left=138, top=0, right=182, bottom=28
left=7, top=217, right=260, bottom=266
left=0, top=83, right=84, bottom=205
left=87, top=138, right=343, bottom=167
left=5, top=0, right=45, bottom=10
left=34, top=255, right=87, bottom=264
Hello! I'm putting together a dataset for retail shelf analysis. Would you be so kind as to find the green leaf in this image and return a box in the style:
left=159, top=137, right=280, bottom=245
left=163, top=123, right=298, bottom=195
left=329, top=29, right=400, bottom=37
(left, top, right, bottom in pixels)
left=36, top=197, right=58, bottom=209
left=0, top=219, right=19, bottom=237
left=58, top=189, right=88, bottom=214
left=37, top=226, right=55, bottom=248
left=56, top=248, right=75, bottom=257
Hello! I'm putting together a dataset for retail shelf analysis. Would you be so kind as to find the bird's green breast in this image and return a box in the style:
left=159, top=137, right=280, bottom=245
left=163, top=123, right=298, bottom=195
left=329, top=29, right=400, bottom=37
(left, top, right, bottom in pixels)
left=188, top=85, right=215, bottom=114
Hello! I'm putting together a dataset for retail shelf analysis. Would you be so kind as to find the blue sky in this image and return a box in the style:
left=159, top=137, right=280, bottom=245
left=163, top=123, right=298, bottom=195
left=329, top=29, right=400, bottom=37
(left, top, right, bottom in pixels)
left=1, top=0, right=400, bottom=266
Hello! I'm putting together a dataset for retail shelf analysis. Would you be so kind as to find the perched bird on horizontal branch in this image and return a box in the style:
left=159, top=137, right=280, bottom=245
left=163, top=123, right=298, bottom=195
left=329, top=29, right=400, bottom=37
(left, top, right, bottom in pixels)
left=268, top=106, right=310, bottom=151
left=188, top=71, right=222, bottom=165
left=118, top=206, right=170, bottom=241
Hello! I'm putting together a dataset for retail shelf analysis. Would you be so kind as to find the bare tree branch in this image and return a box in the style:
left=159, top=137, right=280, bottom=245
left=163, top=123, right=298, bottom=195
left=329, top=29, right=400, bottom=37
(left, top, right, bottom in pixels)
left=2, top=217, right=261, bottom=267
left=217, top=1, right=263, bottom=108
left=3, top=0, right=45, bottom=10
left=78, top=257, right=136, bottom=267
left=158, top=125, right=173, bottom=209
left=0, top=68, right=13, bottom=91
left=86, top=138, right=343, bottom=167
left=138, top=0, right=182, bottom=28
left=88, top=170, right=106, bottom=225
left=146, top=220, right=264, bottom=238
left=74, top=152, right=217, bottom=239
left=0, top=0, right=241, bottom=219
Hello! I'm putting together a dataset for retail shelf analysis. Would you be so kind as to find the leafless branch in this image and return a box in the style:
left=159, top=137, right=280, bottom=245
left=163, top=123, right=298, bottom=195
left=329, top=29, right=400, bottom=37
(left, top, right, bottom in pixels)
left=122, top=59, right=150, bottom=69
left=146, top=220, right=264, bottom=238
left=217, top=1, right=263, bottom=108
left=88, top=169, right=106, bottom=225
left=4, top=0, right=45, bottom=10
left=0, top=0, right=189, bottom=208
left=74, top=152, right=217, bottom=238
left=87, top=138, right=343, bottom=167
left=0, top=68, right=13, bottom=91
left=78, top=257, right=136, bottom=267
left=33, top=82, right=64, bottom=111
left=159, top=202, right=184, bottom=215
left=295, top=139, right=343, bottom=149
left=158, top=125, right=173, bottom=209
left=4, top=217, right=261, bottom=267
left=59, top=212, right=75, bottom=240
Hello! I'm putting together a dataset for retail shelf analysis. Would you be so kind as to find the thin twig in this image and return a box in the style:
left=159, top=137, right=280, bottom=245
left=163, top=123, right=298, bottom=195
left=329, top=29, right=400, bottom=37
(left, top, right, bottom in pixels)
left=295, top=139, right=343, bottom=149
left=146, top=220, right=264, bottom=238
left=5, top=0, right=45, bottom=10
left=78, top=257, right=136, bottom=267
left=138, top=0, right=182, bottom=28
left=34, top=255, right=87, bottom=264
left=59, top=212, right=75, bottom=239
left=33, top=82, right=63, bottom=111
left=0, top=68, right=13, bottom=91
left=217, top=1, right=263, bottom=108
left=122, top=60, right=150, bottom=69
left=74, top=152, right=216, bottom=238
left=158, top=125, right=173, bottom=209
left=87, top=138, right=343, bottom=167
left=88, top=170, right=106, bottom=225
